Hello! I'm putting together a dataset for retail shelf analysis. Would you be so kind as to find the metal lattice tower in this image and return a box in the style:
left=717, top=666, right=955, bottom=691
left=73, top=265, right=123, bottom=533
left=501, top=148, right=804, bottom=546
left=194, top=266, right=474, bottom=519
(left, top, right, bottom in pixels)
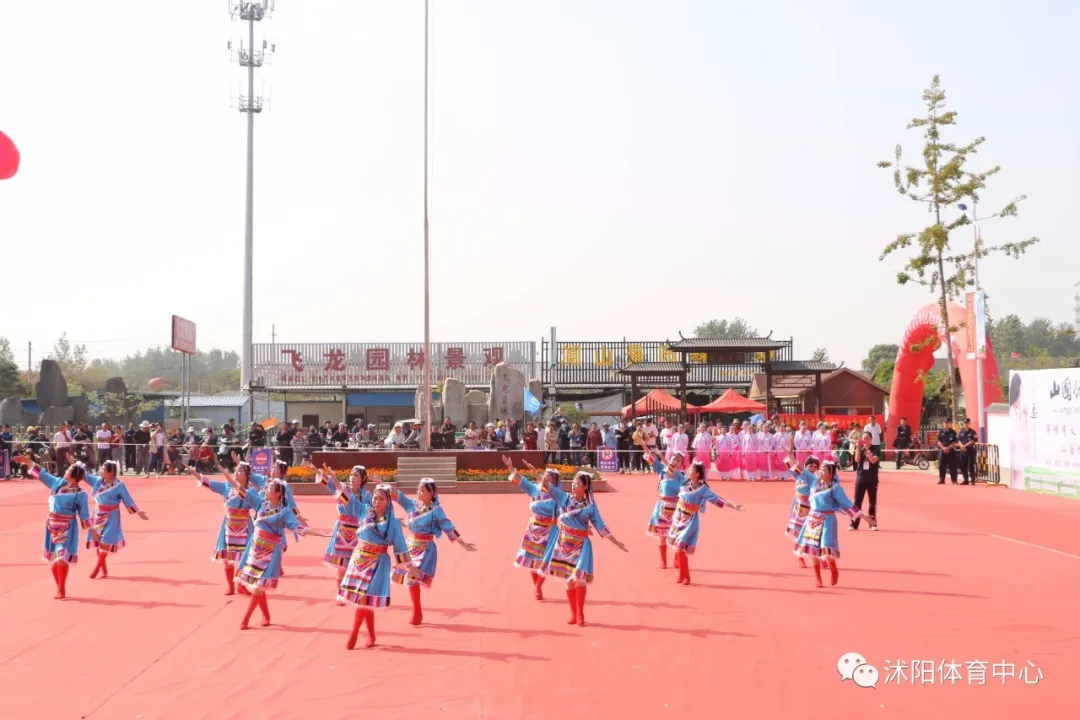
left=228, top=0, right=275, bottom=391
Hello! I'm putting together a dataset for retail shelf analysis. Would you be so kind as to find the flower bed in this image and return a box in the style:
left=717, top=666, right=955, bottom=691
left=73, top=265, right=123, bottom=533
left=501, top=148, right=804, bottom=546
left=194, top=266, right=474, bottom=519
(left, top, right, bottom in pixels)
left=285, top=466, right=397, bottom=484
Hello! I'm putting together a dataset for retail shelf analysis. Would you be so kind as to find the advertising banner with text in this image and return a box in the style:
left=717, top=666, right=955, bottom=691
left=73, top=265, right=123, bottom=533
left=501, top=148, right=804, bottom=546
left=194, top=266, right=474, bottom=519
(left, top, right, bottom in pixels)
left=1008, top=368, right=1080, bottom=498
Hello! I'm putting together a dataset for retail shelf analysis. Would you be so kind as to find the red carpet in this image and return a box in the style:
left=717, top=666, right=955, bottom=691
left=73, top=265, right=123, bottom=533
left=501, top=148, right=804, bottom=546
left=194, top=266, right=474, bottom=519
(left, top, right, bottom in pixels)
left=1, top=471, right=1076, bottom=719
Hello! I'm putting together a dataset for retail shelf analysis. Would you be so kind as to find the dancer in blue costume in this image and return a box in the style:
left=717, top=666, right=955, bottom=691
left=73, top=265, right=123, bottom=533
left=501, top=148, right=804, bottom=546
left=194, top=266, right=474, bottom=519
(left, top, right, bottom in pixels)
left=12, top=455, right=99, bottom=599
left=640, top=443, right=687, bottom=569
left=793, top=460, right=864, bottom=587
left=195, top=462, right=261, bottom=595
left=391, top=478, right=477, bottom=626
left=338, top=484, right=419, bottom=649
left=315, top=463, right=373, bottom=596
left=782, top=454, right=820, bottom=569
left=84, top=459, right=149, bottom=579
left=249, top=458, right=309, bottom=577
left=666, top=461, right=745, bottom=585
left=233, top=477, right=330, bottom=629
left=540, top=471, right=629, bottom=626
left=501, top=455, right=562, bottom=599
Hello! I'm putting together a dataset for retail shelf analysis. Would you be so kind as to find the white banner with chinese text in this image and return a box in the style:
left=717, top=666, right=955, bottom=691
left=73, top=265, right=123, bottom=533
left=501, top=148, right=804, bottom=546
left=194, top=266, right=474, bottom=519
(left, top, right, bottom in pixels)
left=1008, top=368, right=1080, bottom=497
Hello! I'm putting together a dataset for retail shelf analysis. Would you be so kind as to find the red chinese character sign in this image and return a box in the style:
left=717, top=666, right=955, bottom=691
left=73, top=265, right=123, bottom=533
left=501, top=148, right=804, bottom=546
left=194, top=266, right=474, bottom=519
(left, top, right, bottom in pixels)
left=367, top=348, right=390, bottom=371
left=250, top=342, right=534, bottom=388
left=324, top=349, right=345, bottom=372
left=282, top=349, right=304, bottom=372
left=446, top=347, right=465, bottom=369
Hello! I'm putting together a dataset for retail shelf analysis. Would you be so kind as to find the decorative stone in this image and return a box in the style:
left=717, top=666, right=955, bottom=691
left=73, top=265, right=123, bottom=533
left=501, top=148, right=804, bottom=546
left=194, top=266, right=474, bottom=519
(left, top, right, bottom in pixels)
left=104, top=377, right=127, bottom=395
left=35, top=359, right=69, bottom=409
left=42, top=405, right=75, bottom=426
left=68, top=396, right=91, bottom=425
left=442, top=378, right=467, bottom=426
left=487, top=362, right=526, bottom=424
left=0, top=397, right=25, bottom=425
left=414, top=386, right=430, bottom=424
left=467, top=403, right=489, bottom=428
left=528, top=379, right=544, bottom=417
left=466, top=389, right=487, bottom=405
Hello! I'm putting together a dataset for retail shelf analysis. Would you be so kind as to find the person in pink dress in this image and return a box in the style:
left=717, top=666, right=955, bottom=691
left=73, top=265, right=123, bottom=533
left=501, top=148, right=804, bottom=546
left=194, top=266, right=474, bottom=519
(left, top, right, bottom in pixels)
left=742, top=423, right=760, bottom=481
left=758, top=424, right=775, bottom=480
left=666, top=423, right=689, bottom=465
left=773, top=424, right=792, bottom=477
left=794, top=421, right=814, bottom=467
left=730, top=422, right=744, bottom=480
left=692, top=424, right=713, bottom=467
left=714, top=426, right=734, bottom=480
left=813, top=422, right=834, bottom=463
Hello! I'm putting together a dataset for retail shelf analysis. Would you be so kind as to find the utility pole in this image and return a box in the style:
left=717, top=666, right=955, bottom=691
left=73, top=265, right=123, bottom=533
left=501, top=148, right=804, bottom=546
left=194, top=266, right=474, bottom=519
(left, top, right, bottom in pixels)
left=421, top=0, right=433, bottom=448
left=271, top=324, right=276, bottom=345
left=27, top=342, right=32, bottom=386
left=971, top=199, right=986, bottom=442
left=228, top=0, right=275, bottom=393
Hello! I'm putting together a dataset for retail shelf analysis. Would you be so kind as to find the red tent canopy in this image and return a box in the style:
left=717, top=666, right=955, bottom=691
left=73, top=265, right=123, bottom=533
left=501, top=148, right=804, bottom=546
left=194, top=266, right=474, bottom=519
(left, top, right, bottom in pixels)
left=696, top=388, right=766, bottom=414
left=623, top=388, right=699, bottom=417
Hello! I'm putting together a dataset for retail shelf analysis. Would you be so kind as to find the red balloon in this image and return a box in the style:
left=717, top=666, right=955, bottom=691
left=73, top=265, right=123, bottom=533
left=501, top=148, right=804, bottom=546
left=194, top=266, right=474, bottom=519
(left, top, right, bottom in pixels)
left=148, top=377, right=164, bottom=390
left=0, top=131, right=19, bottom=180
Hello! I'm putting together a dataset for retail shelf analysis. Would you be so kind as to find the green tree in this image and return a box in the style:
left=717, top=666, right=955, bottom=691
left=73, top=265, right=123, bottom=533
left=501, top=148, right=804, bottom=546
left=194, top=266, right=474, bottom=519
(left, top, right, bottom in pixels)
left=50, top=332, right=89, bottom=380
left=878, top=75, right=1037, bottom=423
left=100, top=392, right=162, bottom=425
left=811, top=348, right=830, bottom=363
left=0, top=357, right=23, bottom=398
left=692, top=318, right=759, bottom=339
left=861, top=343, right=899, bottom=373
left=0, top=337, right=14, bottom=364
left=871, top=359, right=895, bottom=389
left=988, top=314, right=1026, bottom=358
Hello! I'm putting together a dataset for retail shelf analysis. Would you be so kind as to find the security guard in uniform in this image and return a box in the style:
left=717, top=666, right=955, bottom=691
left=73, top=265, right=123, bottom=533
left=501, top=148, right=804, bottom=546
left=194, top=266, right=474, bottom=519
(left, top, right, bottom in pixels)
left=936, top=419, right=960, bottom=484
left=958, top=418, right=979, bottom=485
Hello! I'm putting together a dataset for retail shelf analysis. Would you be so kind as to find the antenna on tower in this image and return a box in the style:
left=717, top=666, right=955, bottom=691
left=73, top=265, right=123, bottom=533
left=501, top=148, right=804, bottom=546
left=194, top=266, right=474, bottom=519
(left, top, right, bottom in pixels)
left=228, top=0, right=276, bottom=393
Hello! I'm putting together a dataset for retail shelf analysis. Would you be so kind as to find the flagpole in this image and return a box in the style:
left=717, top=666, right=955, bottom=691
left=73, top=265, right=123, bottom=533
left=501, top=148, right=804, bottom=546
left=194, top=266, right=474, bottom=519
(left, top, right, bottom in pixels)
left=421, top=0, right=432, bottom=449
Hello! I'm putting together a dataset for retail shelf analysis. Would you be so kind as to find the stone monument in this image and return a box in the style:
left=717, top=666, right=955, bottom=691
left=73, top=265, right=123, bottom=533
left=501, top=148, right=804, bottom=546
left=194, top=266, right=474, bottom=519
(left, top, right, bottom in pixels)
left=442, top=377, right=467, bottom=426
left=487, top=362, right=526, bottom=424
left=35, top=359, right=69, bottom=410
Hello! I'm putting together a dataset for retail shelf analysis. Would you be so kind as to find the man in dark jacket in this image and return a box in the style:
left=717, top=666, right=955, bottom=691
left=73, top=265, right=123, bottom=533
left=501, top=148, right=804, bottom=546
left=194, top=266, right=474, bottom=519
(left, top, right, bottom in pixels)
left=504, top=419, right=521, bottom=449
left=894, top=417, right=913, bottom=469
left=958, top=418, right=979, bottom=485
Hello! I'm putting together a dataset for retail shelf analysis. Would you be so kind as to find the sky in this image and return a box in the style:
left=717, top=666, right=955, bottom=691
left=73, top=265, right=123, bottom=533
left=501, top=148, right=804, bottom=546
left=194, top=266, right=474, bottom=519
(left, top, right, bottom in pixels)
left=1, top=0, right=1078, bottom=376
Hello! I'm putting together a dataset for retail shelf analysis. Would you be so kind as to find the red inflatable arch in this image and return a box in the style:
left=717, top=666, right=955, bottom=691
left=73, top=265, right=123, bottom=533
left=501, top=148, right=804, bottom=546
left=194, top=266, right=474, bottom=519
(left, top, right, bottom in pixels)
left=885, top=300, right=1003, bottom=448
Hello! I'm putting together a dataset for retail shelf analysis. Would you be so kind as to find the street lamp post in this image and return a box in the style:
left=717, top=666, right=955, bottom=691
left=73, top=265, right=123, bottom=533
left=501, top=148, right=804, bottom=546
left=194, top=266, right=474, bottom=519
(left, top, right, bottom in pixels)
left=959, top=201, right=989, bottom=441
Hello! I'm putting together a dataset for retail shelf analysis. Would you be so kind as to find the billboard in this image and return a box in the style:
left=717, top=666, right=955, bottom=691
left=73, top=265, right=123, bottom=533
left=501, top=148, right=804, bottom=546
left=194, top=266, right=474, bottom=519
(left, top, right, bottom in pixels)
left=540, top=339, right=793, bottom=386
left=1008, top=368, right=1080, bottom=498
left=252, top=341, right=536, bottom=388
left=171, top=316, right=197, bottom=355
